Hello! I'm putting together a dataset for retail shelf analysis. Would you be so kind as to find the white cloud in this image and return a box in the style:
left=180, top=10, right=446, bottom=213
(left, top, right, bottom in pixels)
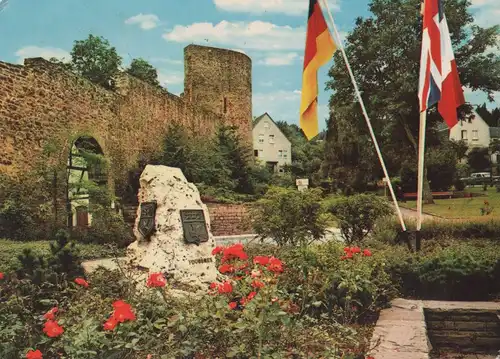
left=259, top=52, right=299, bottom=66
left=125, top=13, right=160, bottom=30
left=469, top=0, right=500, bottom=28
left=213, top=0, right=340, bottom=15
left=15, top=46, right=70, bottom=63
left=158, top=71, right=183, bottom=87
left=163, top=20, right=306, bottom=50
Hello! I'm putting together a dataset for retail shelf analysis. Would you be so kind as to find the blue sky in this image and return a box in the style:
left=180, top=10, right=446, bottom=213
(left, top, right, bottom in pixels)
left=0, top=0, right=498, bottom=131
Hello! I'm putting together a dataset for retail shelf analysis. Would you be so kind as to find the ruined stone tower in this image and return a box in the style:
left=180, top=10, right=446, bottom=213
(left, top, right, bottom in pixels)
left=183, top=45, right=252, bottom=143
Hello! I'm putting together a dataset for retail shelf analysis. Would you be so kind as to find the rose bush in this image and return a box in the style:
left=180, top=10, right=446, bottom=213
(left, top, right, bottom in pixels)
left=0, top=243, right=376, bottom=359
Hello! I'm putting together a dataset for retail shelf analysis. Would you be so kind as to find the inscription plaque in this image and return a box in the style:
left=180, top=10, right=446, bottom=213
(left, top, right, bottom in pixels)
left=180, top=209, right=209, bottom=245
left=138, top=201, right=157, bottom=240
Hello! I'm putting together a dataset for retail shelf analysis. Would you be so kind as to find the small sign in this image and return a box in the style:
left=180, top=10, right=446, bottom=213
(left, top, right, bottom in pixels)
left=180, top=209, right=209, bottom=245
left=138, top=201, right=157, bottom=240
left=296, top=178, right=309, bottom=186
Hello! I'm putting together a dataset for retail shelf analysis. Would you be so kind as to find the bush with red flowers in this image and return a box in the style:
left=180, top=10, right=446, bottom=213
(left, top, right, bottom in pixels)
left=0, top=242, right=380, bottom=359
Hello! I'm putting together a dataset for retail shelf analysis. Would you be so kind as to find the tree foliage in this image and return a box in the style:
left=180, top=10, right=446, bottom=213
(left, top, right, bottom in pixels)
left=70, top=34, right=122, bottom=89
left=126, top=58, right=160, bottom=87
left=324, top=0, right=500, bottom=197
left=275, top=121, right=326, bottom=185
left=467, top=147, right=490, bottom=172
left=476, top=103, right=500, bottom=127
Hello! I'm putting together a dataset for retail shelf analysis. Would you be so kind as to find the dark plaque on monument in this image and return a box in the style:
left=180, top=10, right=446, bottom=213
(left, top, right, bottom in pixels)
left=138, top=201, right=157, bottom=240
left=180, top=209, right=209, bottom=245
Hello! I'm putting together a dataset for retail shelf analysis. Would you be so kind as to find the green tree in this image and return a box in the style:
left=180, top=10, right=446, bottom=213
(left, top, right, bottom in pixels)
left=126, top=58, right=160, bottom=87
left=70, top=34, right=122, bottom=89
left=324, top=0, right=500, bottom=202
left=467, top=147, right=490, bottom=172
left=275, top=121, right=326, bottom=184
left=216, top=125, right=254, bottom=194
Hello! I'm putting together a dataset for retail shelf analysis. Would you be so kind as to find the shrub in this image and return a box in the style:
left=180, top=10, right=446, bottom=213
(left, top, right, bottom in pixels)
left=0, top=199, right=38, bottom=240
left=327, top=194, right=392, bottom=244
left=252, top=186, right=330, bottom=246
left=383, top=241, right=500, bottom=300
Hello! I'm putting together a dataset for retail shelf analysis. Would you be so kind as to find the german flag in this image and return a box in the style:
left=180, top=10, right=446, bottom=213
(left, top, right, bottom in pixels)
left=299, top=0, right=337, bottom=140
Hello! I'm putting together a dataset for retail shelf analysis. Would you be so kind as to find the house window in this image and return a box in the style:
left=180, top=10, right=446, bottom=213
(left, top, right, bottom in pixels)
left=461, top=130, right=467, bottom=140
left=269, top=135, right=275, bottom=144
left=278, top=150, right=283, bottom=158
left=254, top=149, right=259, bottom=157
left=264, top=121, right=270, bottom=129
left=258, top=134, right=264, bottom=143
left=279, top=168, right=284, bottom=173
left=259, top=149, right=263, bottom=156
left=472, top=130, right=478, bottom=140
left=283, top=150, right=288, bottom=158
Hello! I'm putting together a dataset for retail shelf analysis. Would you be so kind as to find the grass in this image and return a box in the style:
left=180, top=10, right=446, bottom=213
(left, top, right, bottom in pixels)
left=0, top=239, right=126, bottom=272
left=399, top=187, right=500, bottom=219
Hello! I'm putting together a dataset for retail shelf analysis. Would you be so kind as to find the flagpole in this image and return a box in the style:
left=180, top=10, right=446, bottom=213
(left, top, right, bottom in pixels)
left=320, top=0, right=407, bottom=232
left=416, top=110, right=427, bottom=249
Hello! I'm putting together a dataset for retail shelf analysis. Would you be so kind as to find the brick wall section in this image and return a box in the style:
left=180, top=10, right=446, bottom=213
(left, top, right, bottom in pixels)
left=184, top=45, right=252, bottom=145
left=205, top=203, right=253, bottom=236
left=0, top=44, right=252, bottom=178
left=122, top=203, right=254, bottom=237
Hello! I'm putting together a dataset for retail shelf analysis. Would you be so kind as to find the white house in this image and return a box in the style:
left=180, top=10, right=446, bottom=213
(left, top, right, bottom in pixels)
left=449, top=111, right=500, bottom=164
left=252, top=113, right=292, bottom=172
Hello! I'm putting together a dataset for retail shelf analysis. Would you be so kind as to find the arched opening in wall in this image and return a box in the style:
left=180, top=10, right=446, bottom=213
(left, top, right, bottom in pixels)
left=66, top=136, right=108, bottom=228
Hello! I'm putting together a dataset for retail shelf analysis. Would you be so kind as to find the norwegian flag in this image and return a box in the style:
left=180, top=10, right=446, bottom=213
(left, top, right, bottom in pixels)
left=418, top=0, right=465, bottom=128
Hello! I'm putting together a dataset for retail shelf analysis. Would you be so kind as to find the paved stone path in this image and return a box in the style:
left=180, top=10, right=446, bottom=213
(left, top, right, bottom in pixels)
left=369, top=299, right=500, bottom=359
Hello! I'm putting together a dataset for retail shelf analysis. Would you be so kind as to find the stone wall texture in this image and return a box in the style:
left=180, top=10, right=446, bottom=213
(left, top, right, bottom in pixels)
left=0, top=44, right=252, bottom=179
left=205, top=203, right=253, bottom=236
left=184, top=45, right=253, bottom=144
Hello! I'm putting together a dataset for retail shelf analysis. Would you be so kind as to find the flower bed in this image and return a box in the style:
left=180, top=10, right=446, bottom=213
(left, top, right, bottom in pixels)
left=0, top=243, right=377, bottom=359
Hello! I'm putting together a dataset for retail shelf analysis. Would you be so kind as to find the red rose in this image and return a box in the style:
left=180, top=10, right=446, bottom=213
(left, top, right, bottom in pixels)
left=112, top=300, right=131, bottom=310
left=209, top=282, right=217, bottom=289
left=146, top=272, right=167, bottom=288
left=0, top=272, right=4, bottom=280
left=253, top=256, right=270, bottom=266
left=251, top=280, right=265, bottom=288
left=363, top=249, right=372, bottom=257
left=111, top=300, right=135, bottom=322
left=221, top=243, right=248, bottom=262
left=26, top=349, right=43, bottom=359
left=343, top=247, right=351, bottom=253
left=43, top=320, right=64, bottom=338
left=74, top=278, right=89, bottom=288
left=103, top=317, right=118, bottom=331
left=217, top=281, right=233, bottom=294
left=228, top=301, right=237, bottom=310
left=211, top=246, right=224, bottom=255
left=218, top=264, right=235, bottom=274
left=113, top=307, right=136, bottom=323
left=267, top=257, right=283, bottom=273
left=43, top=307, right=58, bottom=321
left=351, top=247, right=361, bottom=254
left=247, top=291, right=257, bottom=301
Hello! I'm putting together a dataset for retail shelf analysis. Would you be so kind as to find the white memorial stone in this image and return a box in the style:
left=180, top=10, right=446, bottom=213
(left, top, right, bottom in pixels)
left=127, top=165, right=218, bottom=289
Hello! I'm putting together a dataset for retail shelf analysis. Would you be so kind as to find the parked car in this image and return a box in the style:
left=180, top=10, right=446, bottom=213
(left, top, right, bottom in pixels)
left=460, top=172, right=500, bottom=187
